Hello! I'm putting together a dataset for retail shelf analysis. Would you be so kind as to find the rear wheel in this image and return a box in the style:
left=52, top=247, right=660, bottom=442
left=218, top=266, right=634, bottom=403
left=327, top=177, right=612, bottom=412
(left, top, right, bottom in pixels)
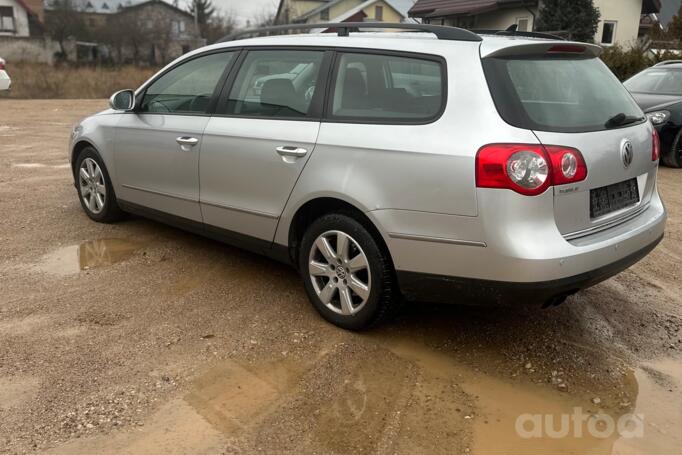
left=75, top=147, right=124, bottom=223
left=299, top=213, right=397, bottom=330
left=662, top=129, right=682, bottom=168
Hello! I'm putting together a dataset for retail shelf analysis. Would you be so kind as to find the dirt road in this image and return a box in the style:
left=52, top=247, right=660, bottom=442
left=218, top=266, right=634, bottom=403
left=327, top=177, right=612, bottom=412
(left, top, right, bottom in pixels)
left=1, top=100, right=681, bottom=454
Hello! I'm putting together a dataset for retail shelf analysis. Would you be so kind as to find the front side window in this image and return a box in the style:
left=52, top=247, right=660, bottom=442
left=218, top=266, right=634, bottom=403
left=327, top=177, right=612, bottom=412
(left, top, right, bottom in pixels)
left=0, top=7, right=15, bottom=32
left=601, top=21, right=617, bottom=45
left=140, top=52, right=235, bottom=114
left=222, top=50, right=324, bottom=118
left=330, top=52, right=444, bottom=122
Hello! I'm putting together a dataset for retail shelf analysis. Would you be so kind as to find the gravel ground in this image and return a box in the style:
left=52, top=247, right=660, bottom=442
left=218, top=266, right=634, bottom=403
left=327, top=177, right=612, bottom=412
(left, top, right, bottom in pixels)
left=0, top=99, right=681, bottom=454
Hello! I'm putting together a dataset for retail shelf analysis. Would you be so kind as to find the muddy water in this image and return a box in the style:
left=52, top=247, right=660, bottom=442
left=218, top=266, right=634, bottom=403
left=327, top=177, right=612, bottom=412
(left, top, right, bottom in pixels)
left=42, top=336, right=681, bottom=454
left=36, top=239, right=140, bottom=276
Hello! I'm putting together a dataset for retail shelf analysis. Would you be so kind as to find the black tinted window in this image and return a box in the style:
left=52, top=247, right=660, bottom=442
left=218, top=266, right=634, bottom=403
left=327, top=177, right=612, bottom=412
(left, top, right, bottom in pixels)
left=330, top=52, right=444, bottom=122
left=140, top=52, right=234, bottom=114
left=222, top=50, right=324, bottom=118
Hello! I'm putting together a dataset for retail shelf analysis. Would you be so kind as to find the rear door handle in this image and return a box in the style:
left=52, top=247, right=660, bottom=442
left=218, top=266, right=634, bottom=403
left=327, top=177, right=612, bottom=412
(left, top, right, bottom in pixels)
left=176, top=136, right=199, bottom=152
left=275, top=146, right=308, bottom=158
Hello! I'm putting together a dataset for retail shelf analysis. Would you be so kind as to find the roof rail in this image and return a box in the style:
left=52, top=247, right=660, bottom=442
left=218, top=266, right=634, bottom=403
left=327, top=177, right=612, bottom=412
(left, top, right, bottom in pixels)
left=471, top=29, right=566, bottom=41
left=654, top=60, right=682, bottom=66
left=218, top=22, right=482, bottom=43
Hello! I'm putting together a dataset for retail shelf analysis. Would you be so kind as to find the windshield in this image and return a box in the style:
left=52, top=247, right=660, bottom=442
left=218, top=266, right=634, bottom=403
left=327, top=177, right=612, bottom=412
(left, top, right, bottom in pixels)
left=483, top=57, right=644, bottom=133
left=624, top=68, right=682, bottom=95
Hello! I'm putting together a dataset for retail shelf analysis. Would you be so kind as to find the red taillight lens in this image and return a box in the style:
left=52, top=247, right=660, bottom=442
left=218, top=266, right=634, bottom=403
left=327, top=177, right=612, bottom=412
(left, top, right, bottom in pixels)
left=0, top=62, right=5, bottom=70
left=652, top=129, right=660, bottom=161
left=545, top=146, right=587, bottom=185
left=476, top=144, right=587, bottom=196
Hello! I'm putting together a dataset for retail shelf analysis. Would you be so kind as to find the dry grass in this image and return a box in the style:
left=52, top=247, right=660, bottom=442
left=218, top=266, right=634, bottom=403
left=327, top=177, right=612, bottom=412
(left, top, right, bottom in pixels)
left=0, top=63, right=159, bottom=99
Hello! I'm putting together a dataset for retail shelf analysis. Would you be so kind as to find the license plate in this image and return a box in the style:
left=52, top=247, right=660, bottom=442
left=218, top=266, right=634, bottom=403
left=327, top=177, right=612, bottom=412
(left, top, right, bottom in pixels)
left=590, top=178, right=639, bottom=218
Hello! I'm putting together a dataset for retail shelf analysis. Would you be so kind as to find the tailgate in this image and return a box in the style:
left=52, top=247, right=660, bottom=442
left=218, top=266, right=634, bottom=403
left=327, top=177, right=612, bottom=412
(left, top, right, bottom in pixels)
left=534, top=122, right=657, bottom=238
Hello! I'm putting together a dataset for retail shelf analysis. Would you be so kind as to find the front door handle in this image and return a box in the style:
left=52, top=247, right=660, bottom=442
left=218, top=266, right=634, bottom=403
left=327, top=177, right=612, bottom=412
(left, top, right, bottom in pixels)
left=275, top=146, right=308, bottom=158
left=176, top=136, right=199, bottom=152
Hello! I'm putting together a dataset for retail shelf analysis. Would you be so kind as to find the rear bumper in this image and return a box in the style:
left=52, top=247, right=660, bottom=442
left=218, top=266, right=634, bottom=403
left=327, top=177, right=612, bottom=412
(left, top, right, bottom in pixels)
left=397, top=233, right=663, bottom=305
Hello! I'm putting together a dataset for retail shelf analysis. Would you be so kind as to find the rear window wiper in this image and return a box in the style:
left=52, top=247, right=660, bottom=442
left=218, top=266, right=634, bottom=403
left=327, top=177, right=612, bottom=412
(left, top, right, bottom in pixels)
left=605, top=113, right=645, bottom=129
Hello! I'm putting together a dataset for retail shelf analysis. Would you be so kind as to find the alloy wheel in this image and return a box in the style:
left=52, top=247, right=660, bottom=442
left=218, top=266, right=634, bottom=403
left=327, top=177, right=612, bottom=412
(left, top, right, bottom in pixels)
left=79, top=157, right=106, bottom=214
left=308, top=230, right=371, bottom=316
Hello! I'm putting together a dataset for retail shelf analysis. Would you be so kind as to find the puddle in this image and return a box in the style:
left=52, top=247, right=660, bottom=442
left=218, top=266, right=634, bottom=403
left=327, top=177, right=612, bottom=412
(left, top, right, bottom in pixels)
left=36, top=239, right=141, bottom=276
left=612, top=358, right=682, bottom=454
left=40, top=339, right=682, bottom=454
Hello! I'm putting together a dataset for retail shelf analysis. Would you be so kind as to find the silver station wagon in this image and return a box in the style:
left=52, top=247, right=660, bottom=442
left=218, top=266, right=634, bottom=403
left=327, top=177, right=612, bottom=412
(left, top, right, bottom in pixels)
left=70, top=23, right=667, bottom=329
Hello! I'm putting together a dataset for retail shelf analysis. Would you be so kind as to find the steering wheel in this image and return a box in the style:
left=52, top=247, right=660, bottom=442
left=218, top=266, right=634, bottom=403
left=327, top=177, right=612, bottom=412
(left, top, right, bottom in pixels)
left=189, top=94, right=212, bottom=113
left=148, top=100, right=171, bottom=113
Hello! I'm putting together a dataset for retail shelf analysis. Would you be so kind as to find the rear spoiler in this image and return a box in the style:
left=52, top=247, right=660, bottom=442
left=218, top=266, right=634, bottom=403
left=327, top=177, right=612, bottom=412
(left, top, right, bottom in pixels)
left=481, top=42, right=602, bottom=59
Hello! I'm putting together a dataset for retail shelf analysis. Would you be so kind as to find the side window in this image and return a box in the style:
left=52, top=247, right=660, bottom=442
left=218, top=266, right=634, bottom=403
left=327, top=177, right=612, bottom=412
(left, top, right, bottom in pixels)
left=221, top=50, right=324, bottom=118
left=140, top=52, right=235, bottom=114
left=331, top=52, right=444, bottom=122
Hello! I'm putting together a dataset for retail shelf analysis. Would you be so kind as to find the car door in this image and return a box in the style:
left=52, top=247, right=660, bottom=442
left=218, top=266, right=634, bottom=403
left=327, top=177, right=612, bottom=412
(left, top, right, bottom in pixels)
left=200, top=48, right=330, bottom=242
left=114, top=51, right=237, bottom=222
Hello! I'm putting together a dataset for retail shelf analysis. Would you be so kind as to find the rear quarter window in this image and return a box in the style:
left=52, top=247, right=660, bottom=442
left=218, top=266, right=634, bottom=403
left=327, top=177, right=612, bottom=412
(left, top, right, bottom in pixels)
left=328, top=52, right=445, bottom=123
left=483, top=56, right=644, bottom=133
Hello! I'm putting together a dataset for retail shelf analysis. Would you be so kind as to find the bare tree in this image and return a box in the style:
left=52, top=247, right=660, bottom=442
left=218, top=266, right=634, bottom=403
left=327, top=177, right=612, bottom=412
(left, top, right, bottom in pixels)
left=203, top=11, right=238, bottom=44
left=44, top=0, right=87, bottom=59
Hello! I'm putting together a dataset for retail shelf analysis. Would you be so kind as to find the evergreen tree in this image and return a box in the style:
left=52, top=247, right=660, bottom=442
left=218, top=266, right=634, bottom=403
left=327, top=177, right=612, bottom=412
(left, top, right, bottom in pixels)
left=187, top=0, right=216, bottom=39
left=535, top=0, right=600, bottom=42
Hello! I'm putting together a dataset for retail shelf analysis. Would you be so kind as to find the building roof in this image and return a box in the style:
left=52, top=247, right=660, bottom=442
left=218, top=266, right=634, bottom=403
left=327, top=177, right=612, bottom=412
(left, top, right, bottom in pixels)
left=45, top=0, right=191, bottom=16
left=44, top=0, right=140, bottom=14
left=333, top=0, right=405, bottom=22
left=281, top=0, right=414, bottom=23
left=410, top=0, right=660, bottom=19
left=409, top=0, right=532, bottom=18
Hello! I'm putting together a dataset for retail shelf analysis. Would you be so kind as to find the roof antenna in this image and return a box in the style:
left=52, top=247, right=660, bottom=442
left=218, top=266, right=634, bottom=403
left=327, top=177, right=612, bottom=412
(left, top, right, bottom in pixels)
left=506, top=24, right=518, bottom=32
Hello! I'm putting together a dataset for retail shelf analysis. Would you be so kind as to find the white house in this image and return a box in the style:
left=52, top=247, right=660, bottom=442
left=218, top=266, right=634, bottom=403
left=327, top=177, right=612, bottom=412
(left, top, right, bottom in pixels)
left=408, top=0, right=662, bottom=47
left=0, top=0, right=42, bottom=37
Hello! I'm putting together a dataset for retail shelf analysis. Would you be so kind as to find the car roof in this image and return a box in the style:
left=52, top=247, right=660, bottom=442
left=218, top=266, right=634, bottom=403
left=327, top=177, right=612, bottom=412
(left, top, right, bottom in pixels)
left=190, top=32, right=595, bottom=58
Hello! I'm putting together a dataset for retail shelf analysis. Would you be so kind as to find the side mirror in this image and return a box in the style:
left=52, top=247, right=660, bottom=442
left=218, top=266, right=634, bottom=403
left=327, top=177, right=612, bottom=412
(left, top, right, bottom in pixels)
left=109, top=89, right=135, bottom=111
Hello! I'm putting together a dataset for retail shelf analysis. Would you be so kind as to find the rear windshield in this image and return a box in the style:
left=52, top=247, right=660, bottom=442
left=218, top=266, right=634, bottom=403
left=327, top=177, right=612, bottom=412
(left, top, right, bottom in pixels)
left=624, top=68, right=682, bottom=95
left=483, top=57, right=644, bottom=133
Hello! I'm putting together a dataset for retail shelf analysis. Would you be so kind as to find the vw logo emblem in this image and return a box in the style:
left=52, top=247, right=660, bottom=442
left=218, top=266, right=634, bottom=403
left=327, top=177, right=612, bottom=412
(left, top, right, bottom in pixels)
left=621, top=139, right=634, bottom=168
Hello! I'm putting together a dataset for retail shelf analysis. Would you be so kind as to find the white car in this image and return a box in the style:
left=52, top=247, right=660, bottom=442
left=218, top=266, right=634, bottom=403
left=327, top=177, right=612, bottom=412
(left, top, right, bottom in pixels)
left=0, top=58, right=11, bottom=91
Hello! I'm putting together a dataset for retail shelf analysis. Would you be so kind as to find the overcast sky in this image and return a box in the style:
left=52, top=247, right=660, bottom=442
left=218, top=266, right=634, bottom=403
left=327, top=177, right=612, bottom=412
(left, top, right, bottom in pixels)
left=181, top=0, right=280, bottom=26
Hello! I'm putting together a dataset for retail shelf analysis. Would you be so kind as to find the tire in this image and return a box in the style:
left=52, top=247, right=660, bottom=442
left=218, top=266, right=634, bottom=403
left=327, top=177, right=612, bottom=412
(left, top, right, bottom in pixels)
left=662, top=129, right=682, bottom=168
left=74, top=147, right=125, bottom=223
left=299, top=213, right=397, bottom=330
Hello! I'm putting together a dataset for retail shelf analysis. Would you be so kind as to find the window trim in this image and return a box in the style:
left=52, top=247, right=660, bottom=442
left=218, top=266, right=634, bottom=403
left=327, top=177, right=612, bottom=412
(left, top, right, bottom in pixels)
left=601, top=20, right=617, bottom=46
left=324, top=48, right=448, bottom=125
left=133, top=48, right=240, bottom=117
left=212, top=46, right=334, bottom=122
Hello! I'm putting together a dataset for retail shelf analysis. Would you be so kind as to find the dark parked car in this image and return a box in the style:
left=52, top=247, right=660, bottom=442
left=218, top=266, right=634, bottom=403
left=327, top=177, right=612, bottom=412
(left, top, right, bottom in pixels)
left=624, top=60, right=682, bottom=168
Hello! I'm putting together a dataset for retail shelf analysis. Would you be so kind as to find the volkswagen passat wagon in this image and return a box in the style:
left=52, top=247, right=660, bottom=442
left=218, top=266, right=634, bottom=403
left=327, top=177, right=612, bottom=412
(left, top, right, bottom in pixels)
left=69, top=23, right=667, bottom=330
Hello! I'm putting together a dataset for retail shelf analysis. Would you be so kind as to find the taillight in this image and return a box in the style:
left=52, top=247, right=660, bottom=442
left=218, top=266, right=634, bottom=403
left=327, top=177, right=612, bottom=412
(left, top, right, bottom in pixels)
left=0, top=61, right=5, bottom=70
left=652, top=129, right=660, bottom=161
left=476, top=144, right=587, bottom=196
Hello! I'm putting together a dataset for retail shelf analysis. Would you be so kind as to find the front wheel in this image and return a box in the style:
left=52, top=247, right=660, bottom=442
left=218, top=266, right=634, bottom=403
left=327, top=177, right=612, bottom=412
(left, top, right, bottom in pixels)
left=299, top=213, right=397, bottom=330
left=662, top=129, right=682, bottom=168
left=75, top=147, right=124, bottom=223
